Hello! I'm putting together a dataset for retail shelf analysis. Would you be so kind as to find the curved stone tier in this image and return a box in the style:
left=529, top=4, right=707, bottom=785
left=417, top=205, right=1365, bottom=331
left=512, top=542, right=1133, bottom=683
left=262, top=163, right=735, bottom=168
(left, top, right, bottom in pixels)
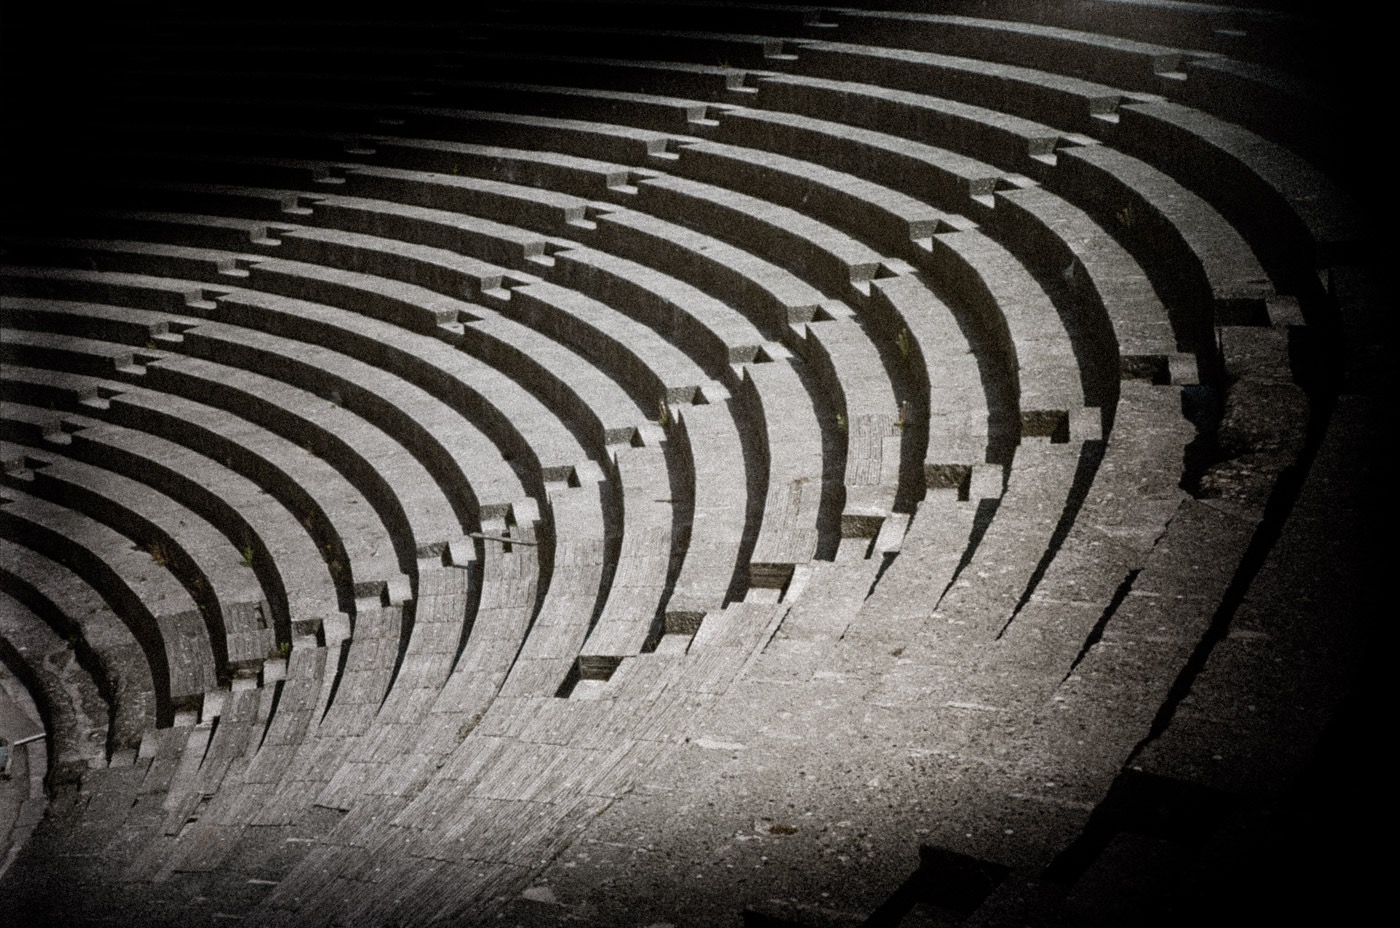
left=0, top=2, right=1380, bottom=926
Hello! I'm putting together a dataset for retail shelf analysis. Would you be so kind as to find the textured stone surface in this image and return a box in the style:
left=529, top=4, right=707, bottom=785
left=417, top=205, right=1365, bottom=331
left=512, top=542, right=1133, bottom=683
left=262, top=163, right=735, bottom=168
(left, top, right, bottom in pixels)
left=0, top=2, right=1379, bottom=926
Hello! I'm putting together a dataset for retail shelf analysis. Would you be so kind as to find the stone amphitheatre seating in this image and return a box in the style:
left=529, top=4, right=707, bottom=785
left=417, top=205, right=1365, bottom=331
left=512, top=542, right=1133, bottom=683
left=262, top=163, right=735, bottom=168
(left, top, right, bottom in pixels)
left=0, top=1, right=1381, bottom=925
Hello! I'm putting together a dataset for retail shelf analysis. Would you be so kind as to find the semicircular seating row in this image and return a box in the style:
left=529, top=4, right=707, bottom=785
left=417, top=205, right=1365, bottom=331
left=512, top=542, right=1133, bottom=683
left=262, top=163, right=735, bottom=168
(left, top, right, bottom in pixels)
left=0, top=1, right=1363, bottom=924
